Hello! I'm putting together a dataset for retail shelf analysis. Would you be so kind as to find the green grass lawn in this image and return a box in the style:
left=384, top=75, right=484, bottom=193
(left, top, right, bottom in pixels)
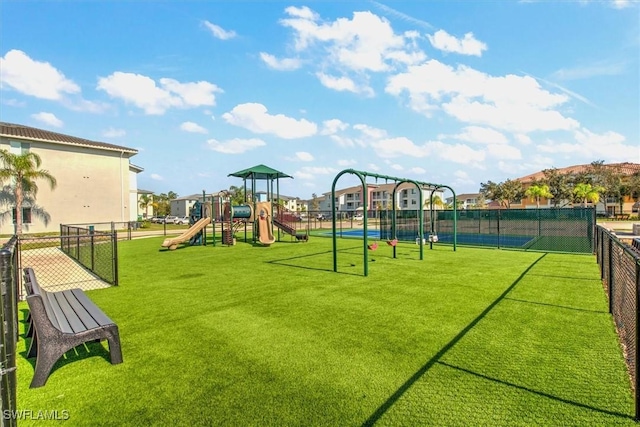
left=16, top=235, right=635, bottom=426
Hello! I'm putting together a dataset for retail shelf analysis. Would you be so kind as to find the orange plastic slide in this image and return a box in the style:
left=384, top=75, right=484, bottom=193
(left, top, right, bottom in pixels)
left=258, top=212, right=276, bottom=246
left=161, top=217, right=211, bottom=250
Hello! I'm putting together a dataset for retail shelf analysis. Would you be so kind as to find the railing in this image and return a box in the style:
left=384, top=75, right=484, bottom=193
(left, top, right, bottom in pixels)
left=57, top=224, right=119, bottom=289
left=595, top=226, right=640, bottom=420
left=0, top=237, right=18, bottom=427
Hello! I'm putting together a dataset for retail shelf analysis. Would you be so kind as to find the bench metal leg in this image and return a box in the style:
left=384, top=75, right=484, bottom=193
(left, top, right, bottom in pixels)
left=30, top=343, right=62, bottom=388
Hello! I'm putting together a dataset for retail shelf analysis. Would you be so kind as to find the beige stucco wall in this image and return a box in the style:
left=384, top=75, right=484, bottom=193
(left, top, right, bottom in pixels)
left=0, top=138, right=134, bottom=234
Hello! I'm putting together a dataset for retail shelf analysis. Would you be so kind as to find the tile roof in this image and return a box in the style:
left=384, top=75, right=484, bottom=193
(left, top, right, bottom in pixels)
left=0, top=122, right=137, bottom=155
left=517, top=162, right=640, bottom=183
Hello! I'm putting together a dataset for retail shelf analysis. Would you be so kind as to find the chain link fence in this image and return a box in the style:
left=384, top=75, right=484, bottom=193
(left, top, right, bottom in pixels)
left=595, top=225, right=640, bottom=420
left=15, top=225, right=119, bottom=296
left=375, top=207, right=595, bottom=253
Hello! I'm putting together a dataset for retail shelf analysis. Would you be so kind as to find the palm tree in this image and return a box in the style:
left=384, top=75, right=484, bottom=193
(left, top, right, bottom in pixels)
left=525, top=184, right=553, bottom=208
left=0, top=150, right=57, bottom=235
left=573, top=183, right=604, bottom=207
left=139, top=194, right=152, bottom=218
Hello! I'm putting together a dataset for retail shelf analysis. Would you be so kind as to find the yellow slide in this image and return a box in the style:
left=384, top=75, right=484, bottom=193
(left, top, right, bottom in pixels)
left=161, top=217, right=211, bottom=250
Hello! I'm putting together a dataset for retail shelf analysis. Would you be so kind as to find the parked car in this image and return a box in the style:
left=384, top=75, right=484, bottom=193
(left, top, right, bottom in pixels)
left=163, top=216, right=177, bottom=224
left=353, top=214, right=364, bottom=221
left=174, top=216, right=189, bottom=225
left=150, top=216, right=165, bottom=223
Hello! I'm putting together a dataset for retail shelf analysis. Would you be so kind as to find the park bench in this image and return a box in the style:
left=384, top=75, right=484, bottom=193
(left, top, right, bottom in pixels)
left=23, top=267, right=123, bottom=388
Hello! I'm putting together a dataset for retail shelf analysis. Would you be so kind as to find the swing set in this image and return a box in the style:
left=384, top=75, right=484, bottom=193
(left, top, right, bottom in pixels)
left=330, top=168, right=457, bottom=276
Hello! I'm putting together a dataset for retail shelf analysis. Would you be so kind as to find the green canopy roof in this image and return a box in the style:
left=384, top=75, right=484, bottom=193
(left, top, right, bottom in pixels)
left=228, top=164, right=293, bottom=180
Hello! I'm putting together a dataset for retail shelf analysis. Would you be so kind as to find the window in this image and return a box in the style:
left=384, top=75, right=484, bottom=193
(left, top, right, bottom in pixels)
left=9, top=141, right=30, bottom=155
left=12, top=207, right=32, bottom=224
left=411, top=200, right=416, bottom=205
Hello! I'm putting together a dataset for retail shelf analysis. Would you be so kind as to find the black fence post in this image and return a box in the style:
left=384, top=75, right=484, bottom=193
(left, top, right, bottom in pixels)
left=112, top=230, right=119, bottom=286
left=608, top=238, right=614, bottom=314
left=89, top=225, right=95, bottom=272
left=0, top=243, right=17, bottom=427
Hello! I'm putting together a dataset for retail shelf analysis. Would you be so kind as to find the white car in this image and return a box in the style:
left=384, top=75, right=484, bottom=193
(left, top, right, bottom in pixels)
left=174, top=216, right=190, bottom=225
left=163, top=215, right=177, bottom=224
left=353, top=214, right=364, bottom=221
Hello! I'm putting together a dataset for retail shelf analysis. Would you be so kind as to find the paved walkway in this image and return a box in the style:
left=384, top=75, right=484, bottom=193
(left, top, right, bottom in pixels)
left=20, top=247, right=110, bottom=292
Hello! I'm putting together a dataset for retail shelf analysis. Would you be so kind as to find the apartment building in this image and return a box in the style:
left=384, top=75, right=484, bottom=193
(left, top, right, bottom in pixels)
left=0, top=122, right=140, bottom=233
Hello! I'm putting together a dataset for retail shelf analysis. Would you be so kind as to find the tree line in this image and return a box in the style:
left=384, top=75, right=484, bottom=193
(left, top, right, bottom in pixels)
left=479, top=161, right=640, bottom=210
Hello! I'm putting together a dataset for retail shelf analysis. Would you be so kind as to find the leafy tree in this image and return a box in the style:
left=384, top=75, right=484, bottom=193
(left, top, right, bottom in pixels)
left=228, top=185, right=246, bottom=205
left=573, top=183, right=604, bottom=207
left=472, top=194, right=486, bottom=209
left=500, top=179, right=525, bottom=209
left=0, top=150, right=57, bottom=234
left=480, top=180, right=524, bottom=209
left=311, top=193, right=320, bottom=211
left=525, top=182, right=553, bottom=208
left=425, top=195, right=445, bottom=210
left=479, top=180, right=505, bottom=207
left=167, top=191, right=178, bottom=200
left=541, top=168, right=573, bottom=207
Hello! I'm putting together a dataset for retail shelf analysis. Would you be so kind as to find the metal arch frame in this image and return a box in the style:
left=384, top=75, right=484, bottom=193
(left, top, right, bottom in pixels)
left=331, top=168, right=457, bottom=277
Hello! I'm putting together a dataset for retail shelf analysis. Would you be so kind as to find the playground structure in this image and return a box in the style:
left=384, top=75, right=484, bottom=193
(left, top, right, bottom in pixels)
left=331, top=169, right=457, bottom=276
left=224, top=164, right=309, bottom=246
left=161, top=200, right=212, bottom=250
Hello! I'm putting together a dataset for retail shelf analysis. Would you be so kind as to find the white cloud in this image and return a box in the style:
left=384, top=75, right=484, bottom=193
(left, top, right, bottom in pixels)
left=102, top=127, right=126, bottom=138
left=279, top=7, right=427, bottom=91
left=97, top=72, right=221, bottom=115
left=0, top=50, right=80, bottom=100
left=337, top=159, right=357, bottom=166
left=316, top=72, right=373, bottom=96
left=453, top=170, right=475, bottom=186
left=259, top=53, right=302, bottom=71
left=203, top=20, right=237, bottom=40
left=427, top=30, right=487, bottom=56
left=409, top=167, right=426, bottom=174
left=150, top=173, right=164, bottom=181
left=320, top=119, right=349, bottom=135
left=514, top=134, right=532, bottom=145
left=448, top=126, right=508, bottom=145
left=368, top=163, right=381, bottom=171
left=551, top=60, right=627, bottom=80
left=423, top=141, right=486, bottom=165
left=330, top=134, right=360, bottom=148
left=222, top=103, right=317, bottom=139
left=295, top=166, right=337, bottom=180
left=353, top=124, right=387, bottom=139
left=537, top=127, right=636, bottom=163
left=180, top=121, right=208, bottom=134
left=486, top=144, right=522, bottom=160
left=31, top=112, right=63, bottom=128
left=391, top=163, right=404, bottom=171
left=206, top=138, right=266, bottom=154
left=290, top=151, right=314, bottom=162
left=386, top=60, right=578, bottom=133
left=371, top=137, right=428, bottom=158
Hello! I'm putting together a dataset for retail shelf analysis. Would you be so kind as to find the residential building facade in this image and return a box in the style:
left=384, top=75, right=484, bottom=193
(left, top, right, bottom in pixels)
left=0, top=122, right=140, bottom=233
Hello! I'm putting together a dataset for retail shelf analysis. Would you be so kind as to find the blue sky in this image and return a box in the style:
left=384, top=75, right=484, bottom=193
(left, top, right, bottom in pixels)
left=1, top=1, right=638, bottom=200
